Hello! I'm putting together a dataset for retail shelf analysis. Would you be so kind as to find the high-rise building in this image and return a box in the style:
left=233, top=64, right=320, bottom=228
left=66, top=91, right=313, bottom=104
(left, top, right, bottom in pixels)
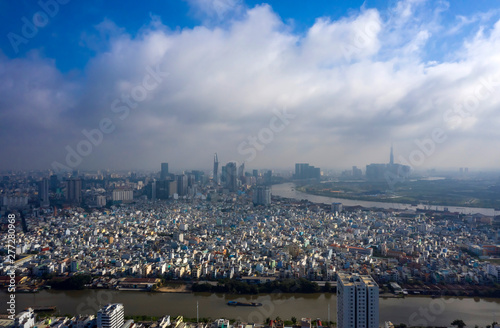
left=97, top=304, right=124, bottom=328
left=160, top=163, right=169, bottom=180
left=253, top=186, right=271, bottom=206
left=337, top=273, right=379, bottom=328
left=96, top=195, right=107, bottom=207
left=238, top=162, right=245, bottom=178
left=264, top=170, right=272, bottom=184
left=213, top=153, right=219, bottom=185
left=365, top=146, right=410, bottom=181
left=225, top=162, right=238, bottom=192
left=112, top=189, right=133, bottom=203
left=49, top=175, right=59, bottom=192
left=154, top=180, right=177, bottom=199
left=352, top=166, right=362, bottom=178
left=191, top=170, right=205, bottom=183
left=38, top=178, right=50, bottom=207
left=331, top=202, right=343, bottom=213
left=151, top=180, right=157, bottom=200
left=65, top=178, right=82, bottom=205
left=294, top=163, right=320, bottom=180
left=176, top=174, right=188, bottom=196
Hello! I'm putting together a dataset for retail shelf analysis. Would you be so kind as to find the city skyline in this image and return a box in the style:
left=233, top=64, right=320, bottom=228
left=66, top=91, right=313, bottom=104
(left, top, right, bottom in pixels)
left=2, top=1, right=500, bottom=171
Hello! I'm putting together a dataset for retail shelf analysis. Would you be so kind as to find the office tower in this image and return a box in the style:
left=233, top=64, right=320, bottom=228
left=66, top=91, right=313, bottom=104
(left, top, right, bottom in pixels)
left=225, top=162, right=237, bottom=192
left=65, top=178, right=82, bottom=204
left=160, top=163, right=169, bottom=180
left=97, top=304, right=124, bottom=328
left=264, top=170, right=272, bottom=184
left=191, top=170, right=204, bottom=183
left=213, top=153, right=219, bottom=184
left=49, top=175, right=59, bottom=192
left=112, top=189, right=133, bottom=203
left=352, top=166, right=362, bottom=178
left=238, top=162, right=245, bottom=178
left=221, top=165, right=227, bottom=185
left=253, top=186, right=271, bottom=206
left=96, top=195, right=106, bottom=207
left=294, top=163, right=320, bottom=180
left=366, top=146, right=410, bottom=181
left=151, top=180, right=157, bottom=200
left=337, top=273, right=379, bottom=328
left=187, top=173, right=195, bottom=187
left=331, top=202, right=342, bottom=213
left=38, top=178, right=50, bottom=207
left=176, top=174, right=188, bottom=196
left=154, top=180, right=175, bottom=200
left=253, top=169, right=258, bottom=178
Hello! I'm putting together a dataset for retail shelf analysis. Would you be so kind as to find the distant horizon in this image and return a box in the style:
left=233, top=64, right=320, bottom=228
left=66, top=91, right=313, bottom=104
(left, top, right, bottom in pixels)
left=2, top=163, right=500, bottom=176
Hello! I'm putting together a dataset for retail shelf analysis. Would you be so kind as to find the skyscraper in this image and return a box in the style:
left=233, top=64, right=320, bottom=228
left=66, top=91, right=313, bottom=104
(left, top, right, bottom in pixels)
left=97, top=304, right=124, bottom=328
left=253, top=186, right=271, bottom=206
left=213, top=153, right=219, bottom=185
left=176, top=174, right=188, bottom=196
left=160, top=163, right=169, bottom=180
left=294, top=163, right=320, bottom=180
left=38, top=178, right=50, bottom=207
left=238, top=162, right=245, bottom=178
left=365, top=146, right=410, bottom=181
left=225, top=162, right=237, bottom=192
left=65, top=178, right=82, bottom=205
left=49, top=174, right=59, bottom=192
left=337, top=273, right=379, bottom=328
left=390, top=144, right=394, bottom=165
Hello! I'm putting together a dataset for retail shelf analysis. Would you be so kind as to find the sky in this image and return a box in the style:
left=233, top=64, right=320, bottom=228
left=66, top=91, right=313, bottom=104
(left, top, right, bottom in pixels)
left=1, top=0, right=500, bottom=173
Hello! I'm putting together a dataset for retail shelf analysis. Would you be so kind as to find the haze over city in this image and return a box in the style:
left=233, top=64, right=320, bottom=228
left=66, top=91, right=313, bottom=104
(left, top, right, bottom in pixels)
left=2, top=0, right=500, bottom=171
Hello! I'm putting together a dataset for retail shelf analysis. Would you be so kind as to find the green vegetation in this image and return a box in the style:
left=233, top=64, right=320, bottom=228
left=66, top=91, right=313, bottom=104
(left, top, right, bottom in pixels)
left=48, top=274, right=92, bottom=290
left=192, top=278, right=334, bottom=294
left=298, top=178, right=500, bottom=209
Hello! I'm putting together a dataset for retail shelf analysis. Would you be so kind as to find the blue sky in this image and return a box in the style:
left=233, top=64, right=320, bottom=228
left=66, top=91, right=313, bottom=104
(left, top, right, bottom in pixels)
left=2, top=0, right=498, bottom=71
left=1, top=0, right=500, bottom=172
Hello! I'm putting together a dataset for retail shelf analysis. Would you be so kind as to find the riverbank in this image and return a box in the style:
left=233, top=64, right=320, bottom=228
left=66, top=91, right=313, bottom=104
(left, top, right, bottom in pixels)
left=9, top=277, right=500, bottom=299
left=295, top=180, right=500, bottom=210
left=272, top=182, right=496, bottom=216
left=156, top=285, right=190, bottom=293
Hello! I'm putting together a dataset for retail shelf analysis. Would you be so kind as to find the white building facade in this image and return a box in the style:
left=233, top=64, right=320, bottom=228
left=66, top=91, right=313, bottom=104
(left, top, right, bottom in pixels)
left=337, top=273, right=379, bottom=328
left=97, top=303, right=124, bottom=328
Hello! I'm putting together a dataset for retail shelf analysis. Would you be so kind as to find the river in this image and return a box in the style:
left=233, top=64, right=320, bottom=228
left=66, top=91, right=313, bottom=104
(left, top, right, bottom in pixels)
left=271, top=183, right=497, bottom=216
left=1, top=290, right=499, bottom=326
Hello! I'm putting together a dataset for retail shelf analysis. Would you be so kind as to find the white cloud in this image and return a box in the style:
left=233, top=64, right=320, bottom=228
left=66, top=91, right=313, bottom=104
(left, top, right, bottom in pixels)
left=2, top=1, right=500, bottom=171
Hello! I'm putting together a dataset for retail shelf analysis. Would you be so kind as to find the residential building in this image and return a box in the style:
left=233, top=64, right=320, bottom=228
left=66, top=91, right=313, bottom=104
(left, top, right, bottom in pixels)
left=337, top=273, right=379, bottom=328
left=97, top=304, right=124, bottom=328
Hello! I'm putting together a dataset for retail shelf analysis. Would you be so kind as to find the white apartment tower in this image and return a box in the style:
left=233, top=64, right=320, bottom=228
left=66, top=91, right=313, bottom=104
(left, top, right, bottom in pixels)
left=337, top=273, right=379, bottom=328
left=97, top=304, right=124, bottom=328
